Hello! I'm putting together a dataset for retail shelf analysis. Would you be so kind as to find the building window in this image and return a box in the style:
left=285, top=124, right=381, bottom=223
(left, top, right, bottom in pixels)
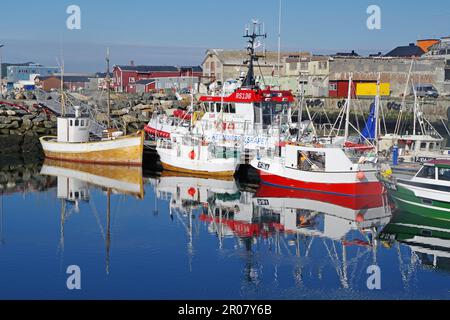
left=445, top=68, right=450, bottom=81
left=329, top=83, right=337, bottom=91
left=289, top=62, right=298, bottom=71
left=129, top=77, right=135, bottom=83
left=319, top=61, right=328, bottom=70
left=300, top=62, right=308, bottom=70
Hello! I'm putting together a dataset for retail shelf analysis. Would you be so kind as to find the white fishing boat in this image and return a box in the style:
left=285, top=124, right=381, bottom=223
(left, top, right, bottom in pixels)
left=40, top=51, right=144, bottom=166
left=156, top=134, right=241, bottom=177
left=145, top=21, right=296, bottom=154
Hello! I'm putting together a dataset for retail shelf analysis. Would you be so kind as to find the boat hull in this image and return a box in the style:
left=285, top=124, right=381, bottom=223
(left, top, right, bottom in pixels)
left=252, top=156, right=385, bottom=197
left=157, top=147, right=238, bottom=177
left=385, top=182, right=450, bottom=220
left=40, top=132, right=144, bottom=166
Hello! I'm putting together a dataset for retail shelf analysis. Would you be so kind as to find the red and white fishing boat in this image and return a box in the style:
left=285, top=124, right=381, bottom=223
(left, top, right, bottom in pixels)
left=144, top=21, right=296, bottom=152
left=251, top=143, right=384, bottom=197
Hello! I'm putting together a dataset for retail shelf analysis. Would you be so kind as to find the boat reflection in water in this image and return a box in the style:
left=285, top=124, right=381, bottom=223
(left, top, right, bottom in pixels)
left=40, top=159, right=145, bottom=274
left=381, top=210, right=450, bottom=274
left=152, top=171, right=393, bottom=290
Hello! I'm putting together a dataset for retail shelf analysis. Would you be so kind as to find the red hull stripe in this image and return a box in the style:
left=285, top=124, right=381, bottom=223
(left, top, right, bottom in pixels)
left=259, top=171, right=385, bottom=198
left=144, top=125, right=171, bottom=138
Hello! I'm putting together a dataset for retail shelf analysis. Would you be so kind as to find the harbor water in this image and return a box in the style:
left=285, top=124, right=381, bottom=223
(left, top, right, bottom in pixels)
left=0, top=150, right=449, bottom=300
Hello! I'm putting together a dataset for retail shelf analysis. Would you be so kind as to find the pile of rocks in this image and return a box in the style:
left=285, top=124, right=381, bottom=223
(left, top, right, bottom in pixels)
left=0, top=103, right=56, bottom=154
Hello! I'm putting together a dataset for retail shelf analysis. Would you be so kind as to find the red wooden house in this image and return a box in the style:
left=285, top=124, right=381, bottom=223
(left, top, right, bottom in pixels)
left=113, top=64, right=202, bottom=93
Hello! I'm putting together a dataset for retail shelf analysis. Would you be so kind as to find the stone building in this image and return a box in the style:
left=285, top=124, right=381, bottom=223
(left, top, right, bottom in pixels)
left=201, top=49, right=300, bottom=83
left=329, top=57, right=449, bottom=97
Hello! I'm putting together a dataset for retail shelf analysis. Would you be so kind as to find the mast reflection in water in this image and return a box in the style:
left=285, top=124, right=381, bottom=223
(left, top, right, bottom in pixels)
left=0, top=162, right=449, bottom=299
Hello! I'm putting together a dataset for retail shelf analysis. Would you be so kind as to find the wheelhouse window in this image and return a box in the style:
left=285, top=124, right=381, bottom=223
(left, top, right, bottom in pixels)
left=420, top=142, right=427, bottom=151
left=262, top=102, right=290, bottom=127
left=438, top=168, right=450, bottom=181
left=298, top=151, right=326, bottom=171
left=416, top=166, right=436, bottom=179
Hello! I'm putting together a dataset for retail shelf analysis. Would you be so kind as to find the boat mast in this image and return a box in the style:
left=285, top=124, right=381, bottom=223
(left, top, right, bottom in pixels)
left=344, top=73, right=353, bottom=143
left=106, top=48, right=111, bottom=129
left=374, top=73, right=381, bottom=153
left=395, top=59, right=414, bottom=136
left=242, top=21, right=267, bottom=88
left=277, top=0, right=282, bottom=78
left=60, top=61, right=66, bottom=117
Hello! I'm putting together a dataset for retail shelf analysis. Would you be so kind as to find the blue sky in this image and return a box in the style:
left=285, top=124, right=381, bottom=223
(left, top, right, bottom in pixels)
left=0, top=0, right=449, bottom=72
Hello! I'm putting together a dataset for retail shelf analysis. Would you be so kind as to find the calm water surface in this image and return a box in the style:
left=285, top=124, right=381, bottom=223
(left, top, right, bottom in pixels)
left=0, top=155, right=449, bottom=300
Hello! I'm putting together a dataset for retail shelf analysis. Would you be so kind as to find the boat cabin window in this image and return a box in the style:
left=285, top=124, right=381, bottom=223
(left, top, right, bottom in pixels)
left=262, top=102, right=290, bottom=127
left=438, top=168, right=450, bottom=182
left=75, top=120, right=80, bottom=127
left=416, top=166, right=436, bottom=179
left=420, top=142, right=427, bottom=151
left=70, top=120, right=73, bottom=126
left=214, top=103, right=235, bottom=114
left=298, top=151, right=325, bottom=171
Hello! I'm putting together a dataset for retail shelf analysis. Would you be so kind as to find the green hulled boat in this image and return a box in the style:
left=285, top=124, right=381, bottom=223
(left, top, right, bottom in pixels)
left=381, top=160, right=450, bottom=220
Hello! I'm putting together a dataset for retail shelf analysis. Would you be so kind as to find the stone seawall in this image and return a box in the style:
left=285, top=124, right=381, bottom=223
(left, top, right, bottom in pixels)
left=0, top=102, right=56, bottom=155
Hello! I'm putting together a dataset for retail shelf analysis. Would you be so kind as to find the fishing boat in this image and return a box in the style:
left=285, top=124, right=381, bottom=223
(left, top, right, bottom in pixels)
left=251, top=143, right=383, bottom=196
left=145, top=20, right=296, bottom=154
left=156, top=134, right=241, bottom=177
left=40, top=51, right=144, bottom=166
left=251, top=75, right=384, bottom=197
left=381, top=159, right=450, bottom=219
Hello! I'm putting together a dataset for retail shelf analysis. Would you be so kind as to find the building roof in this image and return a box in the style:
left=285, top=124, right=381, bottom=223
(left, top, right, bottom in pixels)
left=205, top=49, right=305, bottom=66
left=334, top=50, right=359, bottom=57
left=180, top=66, right=203, bottom=72
left=385, top=43, right=425, bottom=57
left=116, top=65, right=179, bottom=72
left=37, top=75, right=91, bottom=83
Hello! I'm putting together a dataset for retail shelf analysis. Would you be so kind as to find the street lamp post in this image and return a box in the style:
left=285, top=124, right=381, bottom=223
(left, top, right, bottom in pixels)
left=0, top=44, right=4, bottom=97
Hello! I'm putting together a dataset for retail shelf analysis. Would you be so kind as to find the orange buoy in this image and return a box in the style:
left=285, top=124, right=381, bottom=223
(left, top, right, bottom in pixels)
left=357, top=171, right=366, bottom=180
left=356, top=213, right=365, bottom=223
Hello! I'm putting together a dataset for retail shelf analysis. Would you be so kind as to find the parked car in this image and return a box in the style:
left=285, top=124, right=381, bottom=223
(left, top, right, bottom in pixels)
left=412, top=84, right=439, bottom=98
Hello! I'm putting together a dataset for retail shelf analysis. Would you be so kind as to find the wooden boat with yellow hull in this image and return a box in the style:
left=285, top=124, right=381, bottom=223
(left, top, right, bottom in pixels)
left=40, top=131, right=144, bottom=166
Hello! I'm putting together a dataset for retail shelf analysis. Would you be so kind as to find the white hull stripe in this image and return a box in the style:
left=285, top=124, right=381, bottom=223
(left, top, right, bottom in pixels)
left=393, top=196, right=450, bottom=214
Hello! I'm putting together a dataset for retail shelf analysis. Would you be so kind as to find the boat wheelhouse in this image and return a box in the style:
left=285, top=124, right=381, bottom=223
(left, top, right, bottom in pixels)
left=382, top=159, right=450, bottom=219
